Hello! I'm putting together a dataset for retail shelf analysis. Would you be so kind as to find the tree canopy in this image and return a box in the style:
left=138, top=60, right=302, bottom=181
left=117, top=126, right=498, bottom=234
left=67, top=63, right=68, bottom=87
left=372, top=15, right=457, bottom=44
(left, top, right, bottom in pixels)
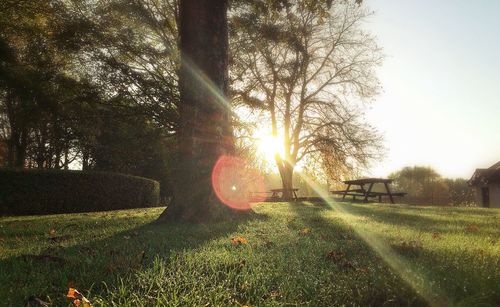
left=231, top=0, right=383, bottom=195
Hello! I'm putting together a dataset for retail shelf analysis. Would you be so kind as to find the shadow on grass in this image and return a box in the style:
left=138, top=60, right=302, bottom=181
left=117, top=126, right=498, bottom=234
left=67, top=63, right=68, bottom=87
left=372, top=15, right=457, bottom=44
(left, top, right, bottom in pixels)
left=286, top=201, right=428, bottom=306
left=0, top=207, right=268, bottom=306
left=341, top=203, right=499, bottom=236
left=289, top=201, right=500, bottom=307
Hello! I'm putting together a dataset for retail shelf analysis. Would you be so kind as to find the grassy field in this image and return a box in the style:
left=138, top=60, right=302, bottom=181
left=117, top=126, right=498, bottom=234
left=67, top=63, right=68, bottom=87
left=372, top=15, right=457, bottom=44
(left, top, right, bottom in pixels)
left=0, top=201, right=499, bottom=306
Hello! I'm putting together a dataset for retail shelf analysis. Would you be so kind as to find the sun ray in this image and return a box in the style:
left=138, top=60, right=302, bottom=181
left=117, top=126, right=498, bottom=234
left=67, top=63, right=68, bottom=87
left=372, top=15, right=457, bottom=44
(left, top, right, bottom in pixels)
left=254, top=130, right=285, bottom=164
left=295, top=172, right=451, bottom=307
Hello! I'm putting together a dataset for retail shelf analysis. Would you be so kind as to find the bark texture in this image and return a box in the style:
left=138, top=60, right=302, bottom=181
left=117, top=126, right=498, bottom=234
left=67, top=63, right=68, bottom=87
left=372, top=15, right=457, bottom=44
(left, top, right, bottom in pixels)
left=158, top=0, right=236, bottom=222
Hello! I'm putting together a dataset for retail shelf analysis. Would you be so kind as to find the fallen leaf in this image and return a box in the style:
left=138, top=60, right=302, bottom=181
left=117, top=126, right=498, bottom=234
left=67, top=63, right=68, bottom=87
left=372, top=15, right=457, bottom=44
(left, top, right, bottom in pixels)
left=67, top=288, right=77, bottom=299
left=231, top=236, right=248, bottom=246
left=66, top=288, right=92, bottom=307
left=298, top=228, right=311, bottom=236
left=326, top=250, right=345, bottom=262
left=466, top=224, right=479, bottom=233
left=432, top=232, right=441, bottom=239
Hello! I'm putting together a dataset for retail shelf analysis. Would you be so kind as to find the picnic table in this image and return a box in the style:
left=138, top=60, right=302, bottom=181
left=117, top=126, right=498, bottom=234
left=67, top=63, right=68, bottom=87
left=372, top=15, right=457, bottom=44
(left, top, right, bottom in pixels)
left=269, top=188, right=299, bottom=201
left=331, top=178, right=406, bottom=204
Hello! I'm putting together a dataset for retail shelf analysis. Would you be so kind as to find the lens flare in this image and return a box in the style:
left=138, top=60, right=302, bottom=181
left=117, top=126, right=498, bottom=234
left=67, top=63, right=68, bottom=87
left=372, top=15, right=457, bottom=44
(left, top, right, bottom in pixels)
left=211, top=155, right=266, bottom=210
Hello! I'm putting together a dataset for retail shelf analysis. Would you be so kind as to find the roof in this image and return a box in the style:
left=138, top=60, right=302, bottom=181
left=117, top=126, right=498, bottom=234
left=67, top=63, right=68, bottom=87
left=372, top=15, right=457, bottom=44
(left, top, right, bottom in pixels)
left=469, top=161, right=500, bottom=186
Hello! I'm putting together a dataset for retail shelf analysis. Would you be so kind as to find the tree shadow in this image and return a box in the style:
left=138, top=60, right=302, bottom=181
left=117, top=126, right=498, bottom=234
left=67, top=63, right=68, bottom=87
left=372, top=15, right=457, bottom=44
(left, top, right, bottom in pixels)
left=341, top=203, right=499, bottom=236
left=0, top=207, right=268, bottom=306
left=287, top=201, right=499, bottom=307
left=285, top=201, right=428, bottom=306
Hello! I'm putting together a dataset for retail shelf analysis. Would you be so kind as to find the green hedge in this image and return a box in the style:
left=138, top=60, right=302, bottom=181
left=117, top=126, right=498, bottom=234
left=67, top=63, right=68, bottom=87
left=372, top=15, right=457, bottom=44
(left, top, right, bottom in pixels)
left=0, top=169, right=160, bottom=215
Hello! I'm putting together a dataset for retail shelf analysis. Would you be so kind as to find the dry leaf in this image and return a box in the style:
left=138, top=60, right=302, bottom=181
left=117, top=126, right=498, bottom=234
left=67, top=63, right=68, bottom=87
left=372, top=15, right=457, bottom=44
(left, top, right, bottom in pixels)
left=67, top=288, right=92, bottom=307
left=231, top=236, right=248, bottom=246
left=432, top=232, right=441, bottom=239
left=356, top=267, right=370, bottom=273
left=67, top=288, right=77, bottom=299
left=326, top=250, right=345, bottom=262
left=298, top=228, right=311, bottom=236
left=466, top=224, right=479, bottom=233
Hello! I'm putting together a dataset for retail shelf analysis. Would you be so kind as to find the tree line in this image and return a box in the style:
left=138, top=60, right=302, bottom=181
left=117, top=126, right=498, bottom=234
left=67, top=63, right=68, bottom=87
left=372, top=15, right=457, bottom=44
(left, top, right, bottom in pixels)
left=389, top=166, right=475, bottom=206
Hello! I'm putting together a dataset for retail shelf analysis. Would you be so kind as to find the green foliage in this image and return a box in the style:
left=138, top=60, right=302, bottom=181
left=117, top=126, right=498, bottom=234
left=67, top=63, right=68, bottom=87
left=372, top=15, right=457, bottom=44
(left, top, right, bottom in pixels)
left=389, top=166, right=449, bottom=204
left=89, top=107, right=173, bottom=200
left=0, top=169, right=160, bottom=215
left=389, top=166, right=477, bottom=206
left=0, top=203, right=498, bottom=306
left=444, top=178, right=476, bottom=206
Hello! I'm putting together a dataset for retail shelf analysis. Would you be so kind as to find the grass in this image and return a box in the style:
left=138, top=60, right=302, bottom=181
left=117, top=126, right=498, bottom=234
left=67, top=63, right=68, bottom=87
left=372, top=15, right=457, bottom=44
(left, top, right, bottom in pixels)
left=0, top=201, right=499, bottom=306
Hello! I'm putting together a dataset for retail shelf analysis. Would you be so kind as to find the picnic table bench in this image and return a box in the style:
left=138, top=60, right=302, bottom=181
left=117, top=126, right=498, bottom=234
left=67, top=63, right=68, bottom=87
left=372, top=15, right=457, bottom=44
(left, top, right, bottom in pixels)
left=331, top=178, right=406, bottom=204
left=269, top=188, right=299, bottom=201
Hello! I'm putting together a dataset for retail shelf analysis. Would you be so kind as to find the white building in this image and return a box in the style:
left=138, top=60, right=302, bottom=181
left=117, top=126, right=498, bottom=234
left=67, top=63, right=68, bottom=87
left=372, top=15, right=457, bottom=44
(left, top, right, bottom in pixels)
left=469, top=161, right=500, bottom=208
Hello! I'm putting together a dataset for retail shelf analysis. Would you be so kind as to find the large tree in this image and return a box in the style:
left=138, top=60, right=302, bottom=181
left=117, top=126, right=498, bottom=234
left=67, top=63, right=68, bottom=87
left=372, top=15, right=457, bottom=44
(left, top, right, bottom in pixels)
left=158, top=0, right=236, bottom=222
left=232, top=1, right=382, bottom=197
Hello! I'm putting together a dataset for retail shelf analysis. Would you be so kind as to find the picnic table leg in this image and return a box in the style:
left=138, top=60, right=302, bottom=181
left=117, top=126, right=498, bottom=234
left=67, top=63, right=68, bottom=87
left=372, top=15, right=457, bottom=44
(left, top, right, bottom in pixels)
left=342, top=184, right=351, bottom=200
left=384, top=182, right=395, bottom=204
left=360, top=184, right=366, bottom=194
left=293, top=190, right=298, bottom=201
left=364, top=183, right=374, bottom=203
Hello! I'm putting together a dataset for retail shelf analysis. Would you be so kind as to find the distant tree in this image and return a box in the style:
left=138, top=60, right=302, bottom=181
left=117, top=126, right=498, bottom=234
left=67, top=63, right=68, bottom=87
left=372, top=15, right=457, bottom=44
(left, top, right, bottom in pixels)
left=0, top=0, right=77, bottom=168
left=231, top=0, right=383, bottom=198
left=443, top=178, right=475, bottom=206
left=89, top=106, right=173, bottom=200
left=389, top=166, right=450, bottom=204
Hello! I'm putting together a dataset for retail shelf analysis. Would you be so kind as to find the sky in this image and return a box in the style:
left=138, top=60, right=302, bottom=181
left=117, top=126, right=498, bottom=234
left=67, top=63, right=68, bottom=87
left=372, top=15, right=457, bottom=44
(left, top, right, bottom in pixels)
left=361, top=0, right=500, bottom=179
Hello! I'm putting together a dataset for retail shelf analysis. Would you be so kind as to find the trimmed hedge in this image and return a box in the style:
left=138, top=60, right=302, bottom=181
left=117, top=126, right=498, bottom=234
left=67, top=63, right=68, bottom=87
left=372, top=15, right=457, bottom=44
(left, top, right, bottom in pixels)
left=0, top=169, right=160, bottom=215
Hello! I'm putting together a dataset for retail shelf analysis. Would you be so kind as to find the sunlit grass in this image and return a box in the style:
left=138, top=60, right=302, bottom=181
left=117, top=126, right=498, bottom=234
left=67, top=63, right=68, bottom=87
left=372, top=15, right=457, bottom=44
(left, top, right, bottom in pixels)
left=0, top=203, right=498, bottom=306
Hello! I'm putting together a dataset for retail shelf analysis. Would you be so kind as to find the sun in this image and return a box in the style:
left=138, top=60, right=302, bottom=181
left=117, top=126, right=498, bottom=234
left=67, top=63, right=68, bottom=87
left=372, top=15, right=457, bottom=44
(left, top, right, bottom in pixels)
left=255, top=132, right=285, bottom=163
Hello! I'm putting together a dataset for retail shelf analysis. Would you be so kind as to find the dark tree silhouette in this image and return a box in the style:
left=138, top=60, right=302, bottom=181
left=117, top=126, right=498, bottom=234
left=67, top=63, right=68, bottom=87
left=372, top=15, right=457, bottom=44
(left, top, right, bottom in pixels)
left=158, top=0, right=236, bottom=222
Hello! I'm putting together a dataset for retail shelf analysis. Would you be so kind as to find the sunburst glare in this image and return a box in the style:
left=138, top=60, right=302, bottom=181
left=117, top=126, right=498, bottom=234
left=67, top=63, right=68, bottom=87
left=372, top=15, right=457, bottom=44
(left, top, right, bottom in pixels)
left=254, top=130, right=286, bottom=164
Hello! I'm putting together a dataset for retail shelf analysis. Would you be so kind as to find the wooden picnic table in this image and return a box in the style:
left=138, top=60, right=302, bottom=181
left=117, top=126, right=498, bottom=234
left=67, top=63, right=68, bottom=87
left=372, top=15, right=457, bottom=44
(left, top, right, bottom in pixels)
left=331, top=178, right=406, bottom=204
left=269, top=188, right=299, bottom=201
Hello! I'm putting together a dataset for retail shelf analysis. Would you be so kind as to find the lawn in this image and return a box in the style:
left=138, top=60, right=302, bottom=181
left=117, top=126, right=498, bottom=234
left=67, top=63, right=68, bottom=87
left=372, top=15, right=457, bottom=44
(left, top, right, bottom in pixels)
left=0, top=202, right=499, bottom=306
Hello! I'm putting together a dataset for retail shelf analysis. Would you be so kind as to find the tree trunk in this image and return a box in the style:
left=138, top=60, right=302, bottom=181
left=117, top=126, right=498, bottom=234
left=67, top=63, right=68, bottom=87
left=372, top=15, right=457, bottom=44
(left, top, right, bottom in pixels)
left=63, top=143, right=69, bottom=170
left=158, top=0, right=236, bottom=223
left=13, top=128, right=28, bottom=168
left=280, top=163, right=295, bottom=200
left=7, top=132, right=17, bottom=167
